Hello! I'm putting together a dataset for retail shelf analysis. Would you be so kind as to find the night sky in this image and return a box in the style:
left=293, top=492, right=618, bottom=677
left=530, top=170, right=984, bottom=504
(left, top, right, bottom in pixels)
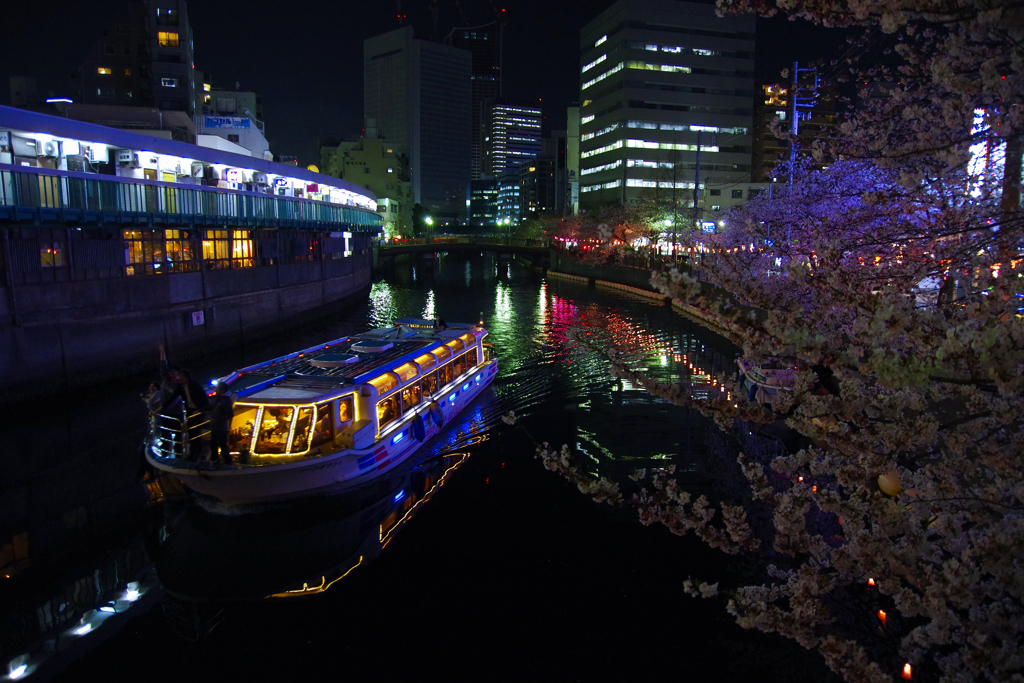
left=0, top=0, right=841, bottom=166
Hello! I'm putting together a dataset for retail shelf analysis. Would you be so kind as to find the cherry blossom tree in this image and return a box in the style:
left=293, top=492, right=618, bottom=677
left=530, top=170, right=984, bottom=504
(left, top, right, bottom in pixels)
left=521, top=2, right=1024, bottom=681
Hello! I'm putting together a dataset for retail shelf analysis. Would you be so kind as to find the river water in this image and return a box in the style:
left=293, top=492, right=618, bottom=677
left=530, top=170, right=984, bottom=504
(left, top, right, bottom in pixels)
left=1, top=253, right=832, bottom=681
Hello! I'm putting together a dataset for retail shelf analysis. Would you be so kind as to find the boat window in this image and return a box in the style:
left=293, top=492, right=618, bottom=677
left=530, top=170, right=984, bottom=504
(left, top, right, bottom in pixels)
left=394, top=363, right=419, bottom=382
left=338, top=395, right=354, bottom=424
left=433, top=345, right=451, bottom=362
left=446, top=339, right=465, bottom=353
left=368, top=373, right=399, bottom=395
left=255, top=406, right=294, bottom=454
left=229, top=404, right=259, bottom=455
left=401, top=381, right=421, bottom=412
left=377, top=395, right=398, bottom=431
left=290, top=406, right=315, bottom=453
left=421, top=371, right=439, bottom=397
left=459, top=333, right=475, bottom=346
left=438, top=362, right=453, bottom=387
left=413, top=353, right=437, bottom=372
left=311, top=402, right=335, bottom=449
left=467, top=347, right=478, bottom=367
left=454, top=353, right=466, bottom=377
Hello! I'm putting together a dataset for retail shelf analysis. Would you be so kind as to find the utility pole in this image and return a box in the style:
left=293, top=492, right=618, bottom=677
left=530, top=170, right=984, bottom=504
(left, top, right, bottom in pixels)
left=787, top=62, right=818, bottom=188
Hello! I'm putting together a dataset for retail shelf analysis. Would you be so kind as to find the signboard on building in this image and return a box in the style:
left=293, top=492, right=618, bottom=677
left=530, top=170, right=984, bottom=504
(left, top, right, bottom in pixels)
left=204, top=116, right=251, bottom=129
left=191, top=310, right=205, bottom=326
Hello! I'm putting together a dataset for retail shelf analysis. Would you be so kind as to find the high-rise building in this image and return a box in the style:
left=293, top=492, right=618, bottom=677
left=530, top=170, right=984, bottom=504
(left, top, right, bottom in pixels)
left=482, top=102, right=542, bottom=221
left=72, top=0, right=199, bottom=118
left=566, top=105, right=581, bottom=214
left=364, top=26, right=472, bottom=223
left=445, top=22, right=502, bottom=181
left=577, top=0, right=755, bottom=214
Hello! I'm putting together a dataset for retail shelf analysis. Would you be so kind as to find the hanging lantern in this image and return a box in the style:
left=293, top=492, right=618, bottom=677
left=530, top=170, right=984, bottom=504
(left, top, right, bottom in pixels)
left=902, top=663, right=913, bottom=680
left=878, top=470, right=902, bottom=496
left=877, top=609, right=887, bottom=625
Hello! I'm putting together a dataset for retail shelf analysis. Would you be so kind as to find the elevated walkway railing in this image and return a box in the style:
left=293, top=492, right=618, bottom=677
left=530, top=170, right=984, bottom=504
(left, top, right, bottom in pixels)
left=0, top=164, right=382, bottom=231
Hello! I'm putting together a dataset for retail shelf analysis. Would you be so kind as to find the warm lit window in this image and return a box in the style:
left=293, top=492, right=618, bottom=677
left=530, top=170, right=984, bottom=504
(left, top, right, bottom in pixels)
left=394, top=363, right=419, bottom=382
left=401, top=382, right=422, bottom=411
left=158, top=31, right=180, bottom=47
left=433, top=345, right=451, bottom=362
left=376, top=396, right=398, bottom=430
left=446, top=338, right=465, bottom=353
left=124, top=68, right=131, bottom=76
left=369, top=373, right=399, bottom=395
left=40, top=243, right=66, bottom=268
left=123, top=229, right=165, bottom=275
left=202, top=229, right=230, bottom=268
left=290, top=407, right=315, bottom=453
left=97, top=67, right=112, bottom=75
left=164, top=229, right=198, bottom=272
left=413, top=353, right=437, bottom=372
left=255, top=406, right=293, bottom=455
left=232, top=230, right=254, bottom=268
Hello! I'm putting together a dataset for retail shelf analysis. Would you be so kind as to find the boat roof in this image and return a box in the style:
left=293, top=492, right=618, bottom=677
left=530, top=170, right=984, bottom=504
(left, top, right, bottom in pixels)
left=219, top=322, right=484, bottom=402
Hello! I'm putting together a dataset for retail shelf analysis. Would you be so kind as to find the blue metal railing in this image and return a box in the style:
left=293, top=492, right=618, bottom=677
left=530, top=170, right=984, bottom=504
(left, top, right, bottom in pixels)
left=0, top=164, right=383, bottom=231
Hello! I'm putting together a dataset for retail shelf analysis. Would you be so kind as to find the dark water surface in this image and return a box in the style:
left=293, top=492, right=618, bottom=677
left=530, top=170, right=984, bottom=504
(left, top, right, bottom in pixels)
left=1, top=254, right=833, bottom=682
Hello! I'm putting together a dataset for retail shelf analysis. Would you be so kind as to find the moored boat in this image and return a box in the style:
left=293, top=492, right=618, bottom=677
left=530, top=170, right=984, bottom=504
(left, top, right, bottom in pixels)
left=145, top=318, right=498, bottom=503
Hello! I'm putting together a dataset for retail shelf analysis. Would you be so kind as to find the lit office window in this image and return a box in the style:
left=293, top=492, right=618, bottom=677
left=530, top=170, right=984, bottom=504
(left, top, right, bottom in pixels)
left=160, top=77, right=179, bottom=88
left=97, top=67, right=112, bottom=75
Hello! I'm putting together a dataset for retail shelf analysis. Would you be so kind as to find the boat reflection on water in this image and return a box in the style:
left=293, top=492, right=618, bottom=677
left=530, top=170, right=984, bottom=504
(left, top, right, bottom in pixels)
left=158, top=452, right=469, bottom=603
left=156, top=405, right=494, bottom=608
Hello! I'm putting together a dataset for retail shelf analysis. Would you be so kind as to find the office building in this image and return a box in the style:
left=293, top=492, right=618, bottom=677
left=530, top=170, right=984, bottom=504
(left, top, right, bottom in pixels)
left=566, top=106, right=581, bottom=214
left=445, top=22, right=502, bottom=180
left=577, top=0, right=755, bottom=213
left=364, top=26, right=472, bottom=223
left=72, top=0, right=200, bottom=118
left=469, top=178, right=499, bottom=229
left=197, top=87, right=270, bottom=159
left=483, top=102, right=542, bottom=221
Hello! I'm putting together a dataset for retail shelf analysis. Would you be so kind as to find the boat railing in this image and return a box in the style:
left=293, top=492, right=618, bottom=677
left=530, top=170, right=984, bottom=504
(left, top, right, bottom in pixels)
left=149, top=405, right=212, bottom=461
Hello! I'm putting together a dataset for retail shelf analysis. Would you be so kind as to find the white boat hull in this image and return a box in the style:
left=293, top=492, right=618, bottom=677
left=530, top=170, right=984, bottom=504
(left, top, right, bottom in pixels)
left=147, top=360, right=498, bottom=504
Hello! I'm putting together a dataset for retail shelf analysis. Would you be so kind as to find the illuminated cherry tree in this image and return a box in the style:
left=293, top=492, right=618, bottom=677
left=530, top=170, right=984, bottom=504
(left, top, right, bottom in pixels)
left=521, top=2, right=1024, bottom=681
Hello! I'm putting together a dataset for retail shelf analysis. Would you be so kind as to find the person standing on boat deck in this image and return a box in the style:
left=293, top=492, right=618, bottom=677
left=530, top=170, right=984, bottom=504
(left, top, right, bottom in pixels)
left=208, top=384, right=235, bottom=465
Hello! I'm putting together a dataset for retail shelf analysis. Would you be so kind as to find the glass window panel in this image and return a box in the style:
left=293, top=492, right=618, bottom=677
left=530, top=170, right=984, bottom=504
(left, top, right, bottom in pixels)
left=290, top=406, right=315, bottom=453
left=377, top=395, right=398, bottom=430
left=311, top=402, right=335, bottom=449
left=401, top=382, right=421, bottom=412
left=467, top=348, right=479, bottom=367
left=413, top=353, right=437, bottom=372
left=454, top=354, right=466, bottom=378
left=369, top=373, right=399, bottom=395
left=394, top=363, right=418, bottom=382
left=229, top=405, right=259, bottom=454
left=433, top=345, right=451, bottom=362
left=338, top=396, right=354, bottom=423
left=421, top=371, right=439, bottom=397
left=255, top=406, right=293, bottom=454
left=446, top=339, right=465, bottom=353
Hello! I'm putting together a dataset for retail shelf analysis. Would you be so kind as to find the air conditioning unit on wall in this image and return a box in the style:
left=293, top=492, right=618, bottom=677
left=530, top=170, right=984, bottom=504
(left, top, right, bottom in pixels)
left=116, top=149, right=139, bottom=167
left=38, top=140, right=59, bottom=157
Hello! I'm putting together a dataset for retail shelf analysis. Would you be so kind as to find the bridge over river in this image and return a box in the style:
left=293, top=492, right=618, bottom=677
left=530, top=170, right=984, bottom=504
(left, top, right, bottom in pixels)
left=373, top=236, right=551, bottom=269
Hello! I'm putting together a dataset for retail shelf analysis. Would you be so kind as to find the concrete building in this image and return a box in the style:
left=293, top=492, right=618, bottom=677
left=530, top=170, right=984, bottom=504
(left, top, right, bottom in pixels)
left=0, top=105, right=381, bottom=402
left=469, top=178, right=499, bottom=229
left=520, top=130, right=568, bottom=216
left=72, top=0, right=201, bottom=118
left=482, top=102, right=542, bottom=222
left=197, top=88, right=270, bottom=159
left=566, top=105, right=581, bottom=215
left=577, top=0, right=755, bottom=216
left=444, top=22, right=502, bottom=181
left=364, top=26, right=472, bottom=224
left=321, top=126, right=413, bottom=238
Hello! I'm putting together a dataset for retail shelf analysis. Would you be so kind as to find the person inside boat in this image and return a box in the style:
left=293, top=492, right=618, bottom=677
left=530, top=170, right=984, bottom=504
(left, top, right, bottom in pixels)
left=140, top=382, right=162, bottom=413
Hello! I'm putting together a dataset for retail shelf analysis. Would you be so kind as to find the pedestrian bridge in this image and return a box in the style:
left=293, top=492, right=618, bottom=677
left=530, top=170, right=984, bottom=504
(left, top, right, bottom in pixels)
left=375, top=236, right=550, bottom=257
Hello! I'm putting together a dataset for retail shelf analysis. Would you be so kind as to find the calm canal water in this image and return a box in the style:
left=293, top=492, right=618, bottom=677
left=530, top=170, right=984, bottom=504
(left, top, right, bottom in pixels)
left=1, top=253, right=833, bottom=682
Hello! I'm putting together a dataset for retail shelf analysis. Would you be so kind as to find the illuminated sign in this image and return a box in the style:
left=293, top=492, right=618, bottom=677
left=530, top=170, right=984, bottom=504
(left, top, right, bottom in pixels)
left=204, top=116, right=251, bottom=129
left=701, top=221, right=716, bottom=233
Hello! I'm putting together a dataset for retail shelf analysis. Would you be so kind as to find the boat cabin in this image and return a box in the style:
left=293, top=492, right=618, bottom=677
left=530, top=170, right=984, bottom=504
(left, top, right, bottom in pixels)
left=195, top=322, right=494, bottom=464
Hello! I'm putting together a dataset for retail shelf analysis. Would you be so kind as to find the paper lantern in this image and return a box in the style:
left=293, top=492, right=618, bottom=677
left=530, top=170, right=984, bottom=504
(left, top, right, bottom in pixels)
left=878, top=470, right=902, bottom=496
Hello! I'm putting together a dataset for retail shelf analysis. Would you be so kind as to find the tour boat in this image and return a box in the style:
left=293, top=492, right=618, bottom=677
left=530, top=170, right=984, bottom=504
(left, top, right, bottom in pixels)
left=736, top=357, right=796, bottom=405
left=145, top=318, right=498, bottom=504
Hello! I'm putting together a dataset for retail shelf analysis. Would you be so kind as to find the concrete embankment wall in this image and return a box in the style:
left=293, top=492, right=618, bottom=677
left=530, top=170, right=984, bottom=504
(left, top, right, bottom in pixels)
left=0, top=252, right=373, bottom=403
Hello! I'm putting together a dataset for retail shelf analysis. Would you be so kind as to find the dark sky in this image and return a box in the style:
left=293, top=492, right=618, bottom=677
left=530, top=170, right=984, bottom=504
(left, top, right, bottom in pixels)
left=0, top=0, right=843, bottom=166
